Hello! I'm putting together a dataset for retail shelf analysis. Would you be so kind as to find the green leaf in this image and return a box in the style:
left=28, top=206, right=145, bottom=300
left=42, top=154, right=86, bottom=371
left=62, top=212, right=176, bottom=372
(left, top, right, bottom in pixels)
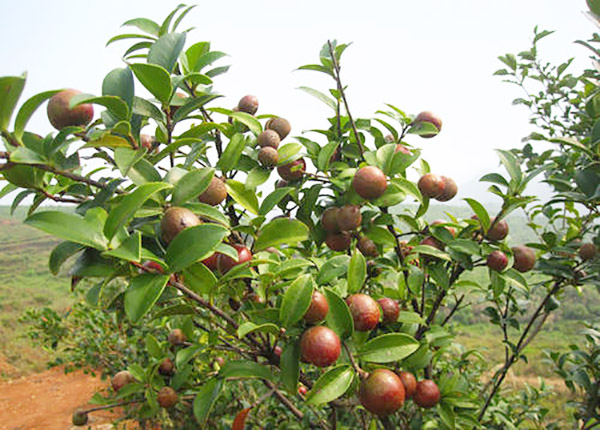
left=216, top=134, right=246, bottom=173
left=305, top=364, right=354, bottom=405
left=104, top=182, right=171, bottom=240
left=228, top=111, right=262, bottom=135
left=14, top=90, right=60, bottom=140
left=148, top=33, right=186, bottom=73
left=365, top=226, right=396, bottom=247
left=298, top=86, right=336, bottom=110
left=245, top=167, right=271, bottom=189
left=447, top=239, right=481, bottom=256
left=357, top=333, right=420, bottom=363
left=102, top=68, right=135, bottom=110
left=280, top=274, right=314, bottom=328
left=0, top=75, right=26, bottom=131
left=219, top=360, right=275, bottom=382
left=130, top=63, right=173, bottom=105
left=495, top=149, right=522, bottom=183
left=225, top=180, right=259, bottom=215
left=133, top=96, right=164, bottom=122
left=9, top=147, right=47, bottom=164
left=122, top=17, right=160, bottom=35
left=393, top=177, right=422, bottom=203
left=115, top=147, right=146, bottom=176
left=70, top=93, right=129, bottom=120
left=165, top=224, right=229, bottom=273
left=171, top=168, right=214, bottom=205
left=316, top=141, right=340, bottom=172
left=277, top=142, right=303, bottom=165
left=317, top=255, right=350, bottom=285
left=25, top=211, right=108, bottom=250
left=280, top=340, right=300, bottom=394
left=254, top=218, right=309, bottom=251
left=193, top=379, right=223, bottom=427
left=237, top=322, right=279, bottom=338
left=106, top=33, right=155, bottom=47
left=324, top=287, right=353, bottom=339
left=103, top=231, right=142, bottom=262
left=409, top=245, right=451, bottom=261
left=124, top=273, right=169, bottom=322
left=347, top=249, right=366, bottom=294
left=296, top=64, right=334, bottom=77
left=145, top=333, right=163, bottom=358
left=259, top=187, right=294, bottom=215
left=183, top=262, right=218, bottom=295
left=49, top=241, right=84, bottom=275
left=464, top=198, right=490, bottom=230
left=183, top=202, right=229, bottom=227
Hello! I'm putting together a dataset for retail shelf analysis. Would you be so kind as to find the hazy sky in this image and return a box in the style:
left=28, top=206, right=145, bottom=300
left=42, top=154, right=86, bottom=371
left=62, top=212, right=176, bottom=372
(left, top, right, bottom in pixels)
left=0, top=0, right=593, bottom=202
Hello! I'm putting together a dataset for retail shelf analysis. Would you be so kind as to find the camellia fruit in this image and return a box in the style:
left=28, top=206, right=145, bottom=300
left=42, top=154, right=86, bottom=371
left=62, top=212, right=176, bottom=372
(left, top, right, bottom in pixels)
left=321, top=207, right=340, bottom=233
left=435, top=176, right=458, bottom=202
left=579, top=242, right=597, bottom=261
left=487, top=250, right=508, bottom=272
left=111, top=370, right=134, bottom=392
left=358, top=369, right=405, bottom=416
left=512, top=245, right=536, bottom=273
left=377, top=297, right=399, bottom=325
left=258, top=146, right=279, bottom=168
left=399, top=371, right=417, bottom=399
left=160, top=207, right=201, bottom=244
left=337, top=205, right=362, bottom=231
left=266, top=117, right=291, bottom=139
left=201, top=253, right=219, bottom=271
left=217, top=244, right=253, bottom=274
left=486, top=217, right=509, bottom=241
left=413, top=379, right=441, bottom=408
left=346, top=294, right=381, bottom=331
left=277, top=158, right=306, bottom=181
left=140, top=134, right=157, bottom=153
left=357, top=236, right=378, bottom=257
left=304, top=290, right=329, bottom=324
left=47, top=89, right=94, bottom=130
left=198, top=176, right=227, bottom=206
left=257, top=129, right=281, bottom=148
left=159, top=357, right=175, bottom=376
left=168, top=328, right=186, bottom=346
left=413, top=111, right=442, bottom=138
left=157, top=386, right=178, bottom=408
left=325, top=232, right=351, bottom=252
left=72, top=410, right=88, bottom=426
left=237, top=95, right=259, bottom=115
left=418, top=173, right=445, bottom=199
left=300, top=326, right=341, bottom=367
left=352, top=166, right=388, bottom=200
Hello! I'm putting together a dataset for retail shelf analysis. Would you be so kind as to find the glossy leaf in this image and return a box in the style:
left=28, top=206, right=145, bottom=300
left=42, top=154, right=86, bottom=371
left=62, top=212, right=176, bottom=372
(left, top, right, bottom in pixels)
left=259, top=187, right=294, bottom=215
left=464, top=198, right=490, bottom=230
left=254, top=218, right=309, bottom=251
left=324, top=287, right=353, bottom=339
left=347, top=249, right=366, bottom=294
left=280, top=340, right=300, bottom=393
left=14, top=90, right=60, bottom=140
left=217, top=134, right=246, bottom=173
left=70, top=93, right=129, bottom=120
left=171, top=168, right=214, bottom=205
left=0, top=75, right=26, bottom=131
left=25, top=211, right=108, bottom=250
left=49, top=241, right=84, bottom=275
left=124, top=273, right=169, bottom=322
left=103, top=231, right=142, bottom=262
left=165, top=224, right=229, bottom=273
left=219, top=360, right=275, bottom=381
left=317, top=255, right=350, bottom=285
left=193, top=379, right=223, bottom=427
left=148, top=33, right=186, bottom=73
left=102, top=68, right=134, bottom=110
left=130, top=63, right=172, bottom=105
left=225, top=180, right=259, bottom=215
left=305, top=364, right=354, bottom=405
left=280, top=274, right=314, bottom=328
left=357, top=333, right=420, bottom=363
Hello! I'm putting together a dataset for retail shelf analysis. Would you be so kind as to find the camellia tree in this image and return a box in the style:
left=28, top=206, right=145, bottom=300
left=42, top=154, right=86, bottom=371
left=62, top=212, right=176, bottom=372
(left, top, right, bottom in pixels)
left=2, top=4, right=598, bottom=429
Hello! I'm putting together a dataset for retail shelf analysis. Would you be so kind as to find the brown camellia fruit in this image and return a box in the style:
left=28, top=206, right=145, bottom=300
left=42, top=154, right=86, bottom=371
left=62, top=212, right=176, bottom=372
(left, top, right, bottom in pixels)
left=358, top=236, right=378, bottom=257
left=304, top=290, right=329, bottom=324
left=257, top=129, right=281, bottom=148
left=418, top=173, right=445, bottom=199
left=140, top=134, right=157, bottom=153
left=300, top=325, right=341, bottom=367
left=395, top=144, right=411, bottom=155
left=198, top=176, right=227, bottom=206
left=258, top=146, right=279, bottom=168
left=384, top=134, right=396, bottom=143
left=487, top=217, right=509, bottom=241
left=169, top=92, right=188, bottom=117
left=512, top=245, right=536, bottom=273
left=321, top=207, right=340, bottom=233
left=413, top=379, right=441, bottom=408
left=217, top=244, right=253, bottom=274
left=435, top=176, right=458, bottom=202
left=359, top=369, right=405, bottom=416
left=352, top=166, right=388, bottom=200
left=413, top=111, right=442, bottom=138
left=487, top=250, right=508, bottom=272
left=237, top=95, right=259, bottom=115
left=47, top=89, right=94, bottom=130
left=159, top=357, right=175, bottom=376
left=337, top=205, right=362, bottom=231
left=579, top=243, right=597, bottom=261
left=72, top=409, right=88, bottom=426
left=420, top=236, right=444, bottom=251
left=377, top=298, right=399, bottom=325
left=346, top=294, right=381, bottom=332
left=168, top=328, right=186, bottom=346
left=325, top=232, right=352, bottom=252
left=399, top=371, right=417, bottom=399
left=160, top=207, right=201, bottom=244
left=430, top=220, right=456, bottom=237
left=157, top=387, right=179, bottom=409
left=111, top=370, right=134, bottom=392
left=266, top=117, right=291, bottom=139
left=277, top=158, right=306, bottom=181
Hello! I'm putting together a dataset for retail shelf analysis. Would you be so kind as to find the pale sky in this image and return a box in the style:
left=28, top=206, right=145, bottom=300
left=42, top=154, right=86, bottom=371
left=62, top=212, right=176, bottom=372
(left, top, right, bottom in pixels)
left=0, top=0, right=593, bottom=203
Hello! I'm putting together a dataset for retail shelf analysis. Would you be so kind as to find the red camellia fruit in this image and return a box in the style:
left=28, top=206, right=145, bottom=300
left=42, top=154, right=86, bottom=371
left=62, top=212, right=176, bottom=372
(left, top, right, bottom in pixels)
left=346, top=294, right=381, bottom=331
left=277, top=158, right=306, bottom=181
left=377, top=298, right=399, bottom=325
left=337, top=205, right=362, bottom=231
left=418, top=173, right=445, bottom=199
left=321, top=207, right=340, bottom=233
left=420, top=236, right=444, bottom=251
left=47, top=89, right=94, bottom=130
left=237, top=95, right=259, bottom=115
left=217, top=244, right=253, bottom=274
left=325, top=232, right=352, bottom=252
left=273, top=346, right=282, bottom=357
left=579, top=242, right=597, bottom=261
left=413, top=379, right=441, bottom=408
left=435, top=176, right=458, bottom=202
left=512, top=245, right=536, bottom=273
left=298, top=385, right=308, bottom=396
left=399, top=371, right=417, bottom=399
left=413, top=111, right=442, bottom=138
left=201, top=253, right=219, bottom=271
left=198, top=176, right=228, bottom=206
left=359, top=369, right=405, bottom=416
left=352, top=166, right=388, bottom=200
left=300, top=326, right=341, bottom=367
left=487, top=217, right=509, bottom=241
left=487, top=250, right=508, bottom=272
left=304, top=290, right=329, bottom=324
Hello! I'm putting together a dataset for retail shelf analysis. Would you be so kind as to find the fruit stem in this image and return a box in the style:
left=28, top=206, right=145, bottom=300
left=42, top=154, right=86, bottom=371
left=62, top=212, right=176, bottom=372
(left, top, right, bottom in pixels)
left=343, top=342, right=367, bottom=379
left=327, top=40, right=366, bottom=159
